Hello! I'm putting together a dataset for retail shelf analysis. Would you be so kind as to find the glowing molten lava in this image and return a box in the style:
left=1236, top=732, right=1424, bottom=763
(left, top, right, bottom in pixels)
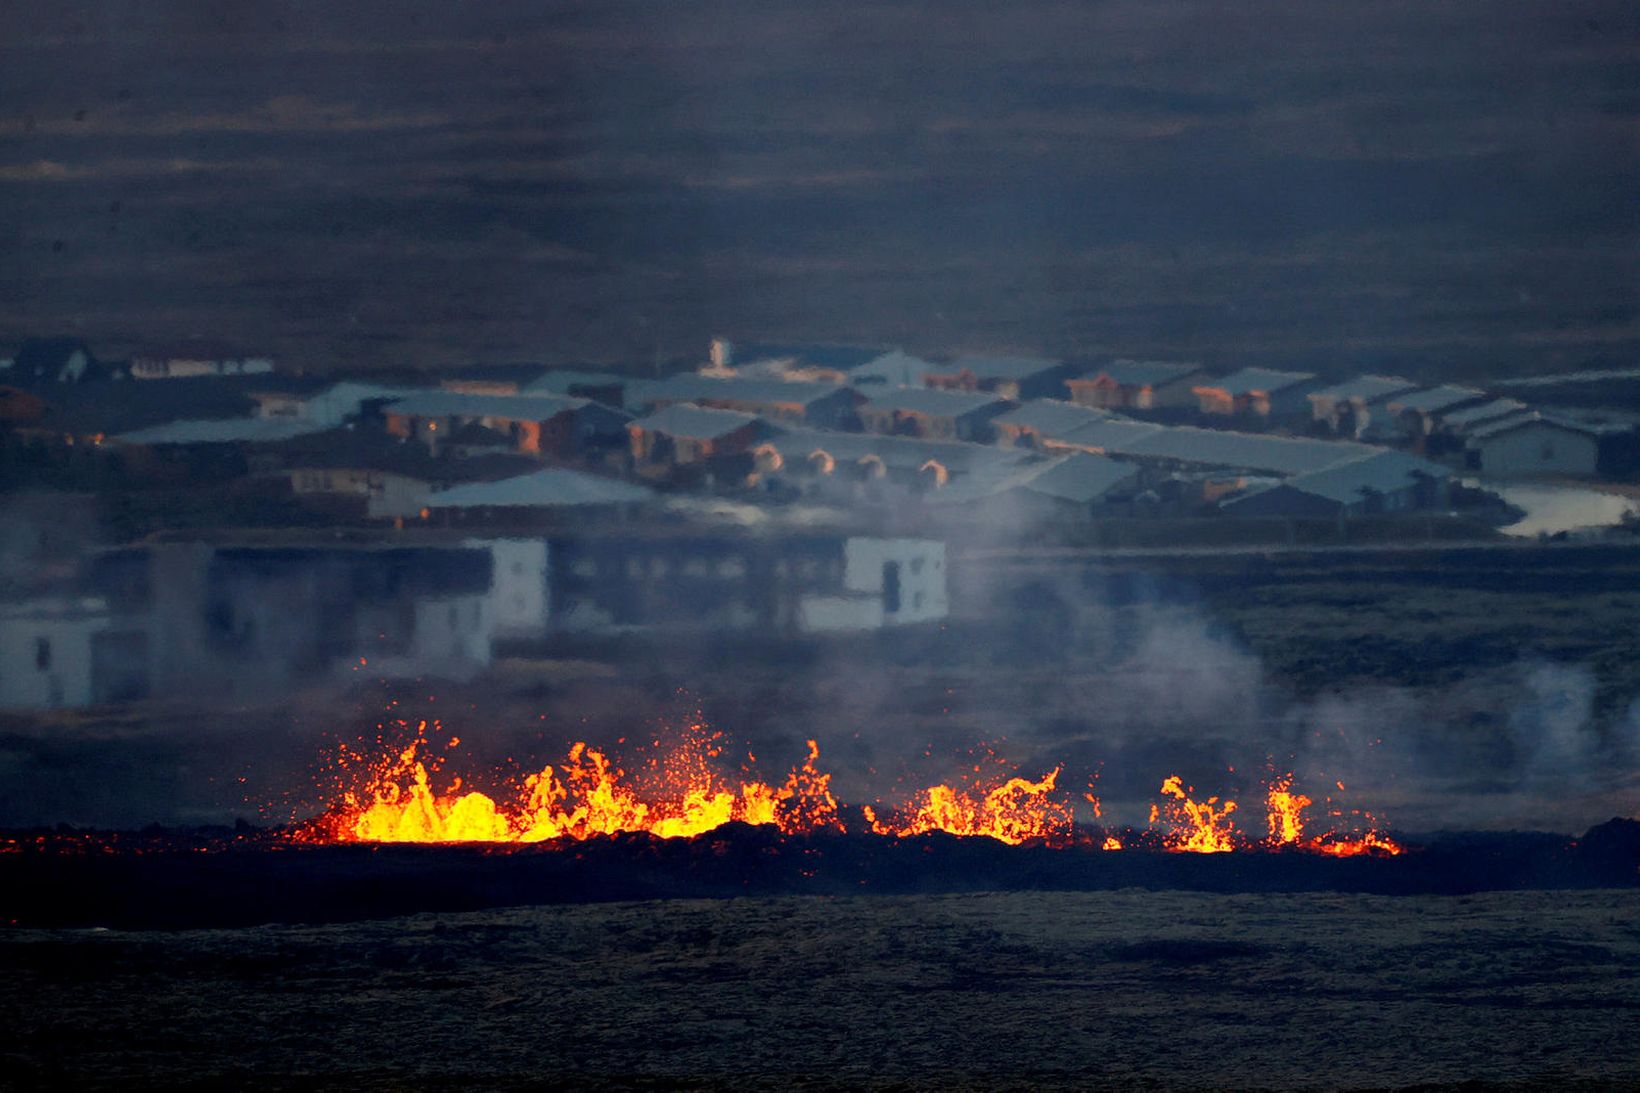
left=302, top=722, right=1406, bottom=855
left=1266, top=776, right=1313, bottom=845
left=1262, top=773, right=1403, bottom=857
left=1152, top=775, right=1238, bottom=853
left=863, top=767, right=1074, bottom=845
left=310, top=723, right=843, bottom=844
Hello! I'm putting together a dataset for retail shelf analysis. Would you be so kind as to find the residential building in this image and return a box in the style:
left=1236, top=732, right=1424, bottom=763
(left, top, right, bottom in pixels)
left=1384, top=386, right=1489, bottom=438
left=856, top=387, right=1012, bottom=442
left=627, top=405, right=774, bottom=467
left=1221, top=450, right=1451, bottom=518
left=0, top=597, right=146, bottom=709
left=1064, top=359, right=1208, bottom=411
left=1193, top=367, right=1318, bottom=419
left=1464, top=415, right=1602, bottom=477
left=130, top=345, right=273, bottom=380
left=923, top=355, right=1072, bottom=400
left=382, top=391, right=631, bottom=460
left=924, top=452, right=1141, bottom=523
left=1306, top=375, right=1419, bottom=437
left=639, top=374, right=862, bottom=428
left=991, top=399, right=1114, bottom=449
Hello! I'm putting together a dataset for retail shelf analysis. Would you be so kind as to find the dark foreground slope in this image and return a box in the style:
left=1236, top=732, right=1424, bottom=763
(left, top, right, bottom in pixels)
left=3, top=819, right=1636, bottom=930
left=3, top=889, right=1638, bottom=1090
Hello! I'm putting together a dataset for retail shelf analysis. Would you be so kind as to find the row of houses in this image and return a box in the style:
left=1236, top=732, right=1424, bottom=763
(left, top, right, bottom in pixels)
left=5, top=334, right=1632, bottom=540
left=0, top=533, right=947, bottom=709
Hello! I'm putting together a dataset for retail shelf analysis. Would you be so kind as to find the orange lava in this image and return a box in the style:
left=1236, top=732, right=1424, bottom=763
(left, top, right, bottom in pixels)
left=1153, top=775, right=1238, bottom=853
left=300, top=724, right=1406, bottom=855
left=1261, top=772, right=1404, bottom=857
left=862, top=767, right=1074, bottom=845
left=304, top=722, right=843, bottom=844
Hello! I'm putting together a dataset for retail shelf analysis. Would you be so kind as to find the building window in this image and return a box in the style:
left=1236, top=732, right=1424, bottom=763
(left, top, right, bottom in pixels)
left=36, top=637, right=52, bottom=670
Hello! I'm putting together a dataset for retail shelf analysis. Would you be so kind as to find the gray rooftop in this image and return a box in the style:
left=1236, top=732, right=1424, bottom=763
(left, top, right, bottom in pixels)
left=114, top=417, right=331, bottom=445
left=1307, top=375, right=1418, bottom=403
left=425, top=468, right=654, bottom=509
left=1465, top=412, right=1601, bottom=441
left=1387, top=385, right=1488, bottom=415
left=933, top=451, right=1139, bottom=505
left=628, top=403, right=765, bottom=439
left=771, top=428, right=1028, bottom=474
left=1076, top=359, right=1206, bottom=387
left=1113, top=426, right=1377, bottom=476
left=992, top=399, right=1113, bottom=437
left=1049, top=417, right=1166, bottom=451
left=642, top=373, right=847, bottom=408
left=940, top=354, right=1064, bottom=380
left=847, top=350, right=934, bottom=386
left=861, top=386, right=1010, bottom=417
left=1200, top=367, right=1317, bottom=396
left=385, top=391, right=588, bottom=420
left=1274, top=449, right=1450, bottom=505
left=1439, top=398, right=1530, bottom=430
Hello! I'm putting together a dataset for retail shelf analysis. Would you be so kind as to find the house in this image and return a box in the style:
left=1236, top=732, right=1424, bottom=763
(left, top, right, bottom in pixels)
left=1193, top=367, right=1318, bottom=419
left=1436, top=397, right=1531, bottom=436
left=109, top=416, right=334, bottom=483
left=1064, top=359, right=1208, bottom=411
left=130, top=344, right=273, bottom=380
left=856, top=387, right=1012, bottom=442
left=2, top=337, right=109, bottom=387
left=627, top=404, right=774, bottom=467
left=991, top=400, right=1114, bottom=449
left=0, top=596, right=148, bottom=709
left=1044, top=416, right=1166, bottom=454
left=1384, top=386, right=1489, bottom=438
left=1306, top=375, right=1419, bottom=437
left=1221, top=450, right=1451, bottom=518
left=846, top=350, right=938, bottom=390
left=639, top=374, right=862, bottom=428
left=91, top=540, right=503, bottom=695
left=923, top=355, right=1072, bottom=400
left=382, top=392, right=631, bottom=460
left=763, top=428, right=1029, bottom=495
left=0, top=385, right=48, bottom=424
left=254, top=427, right=540, bottom=519
left=925, top=452, right=1141, bottom=523
left=546, top=532, right=948, bottom=633
left=519, top=370, right=633, bottom=407
left=421, top=468, right=656, bottom=526
left=1464, top=414, right=1602, bottom=477
left=1101, top=425, right=1378, bottom=477
left=250, top=381, right=421, bottom=426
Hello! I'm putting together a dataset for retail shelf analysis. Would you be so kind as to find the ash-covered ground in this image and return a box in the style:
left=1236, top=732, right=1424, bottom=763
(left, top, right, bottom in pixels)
left=3, top=889, right=1638, bottom=1090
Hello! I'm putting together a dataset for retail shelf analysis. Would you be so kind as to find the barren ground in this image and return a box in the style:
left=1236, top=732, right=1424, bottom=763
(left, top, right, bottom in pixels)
left=3, top=889, right=1638, bottom=1090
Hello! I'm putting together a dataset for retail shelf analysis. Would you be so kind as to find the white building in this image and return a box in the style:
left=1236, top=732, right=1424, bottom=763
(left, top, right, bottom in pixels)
left=1465, top=415, right=1601, bottom=478
left=130, top=349, right=274, bottom=380
left=252, top=382, right=419, bottom=426
left=0, top=598, right=113, bottom=709
left=474, top=538, right=551, bottom=640
left=799, top=538, right=947, bottom=632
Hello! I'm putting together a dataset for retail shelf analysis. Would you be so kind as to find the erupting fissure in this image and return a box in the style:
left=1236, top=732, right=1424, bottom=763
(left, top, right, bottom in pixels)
left=297, top=721, right=1403, bottom=855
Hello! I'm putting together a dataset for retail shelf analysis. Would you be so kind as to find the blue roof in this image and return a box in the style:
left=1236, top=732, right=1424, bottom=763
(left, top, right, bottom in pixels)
left=861, top=387, right=1009, bottom=417
left=629, top=404, right=765, bottom=439
left=425, top=469, right=653, bottom=509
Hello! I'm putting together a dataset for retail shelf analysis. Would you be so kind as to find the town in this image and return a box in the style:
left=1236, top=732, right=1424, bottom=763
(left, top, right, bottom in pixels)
left=3, top=333, right=1638, bottom=711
